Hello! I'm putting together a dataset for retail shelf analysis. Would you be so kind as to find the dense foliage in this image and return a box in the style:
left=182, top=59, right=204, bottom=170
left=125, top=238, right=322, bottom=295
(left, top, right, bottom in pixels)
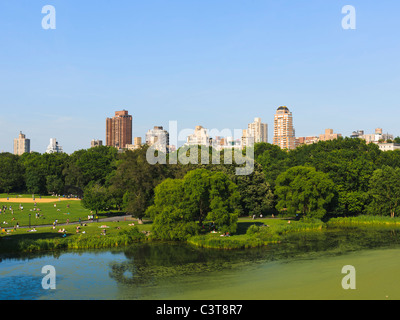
left=275, top=166, right=336, bottom=219
left=3, top=137, right=400, bottom=231
left=147, top=169, right=240, bottom=240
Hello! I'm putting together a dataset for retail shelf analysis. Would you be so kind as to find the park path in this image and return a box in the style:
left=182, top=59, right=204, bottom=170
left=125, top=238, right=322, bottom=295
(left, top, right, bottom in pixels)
left=17, top=215, right=137, bottom=229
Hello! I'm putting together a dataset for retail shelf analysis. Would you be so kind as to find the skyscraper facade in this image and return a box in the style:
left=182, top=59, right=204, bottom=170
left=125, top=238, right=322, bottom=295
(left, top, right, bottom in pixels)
left=273, top=106, right=296, bottom=150
left=242, top=117, right=268, bottom=147
left=146, top=126, right=170, bottom=153
left=46, top=138, right=63, bottom=154
left=319, top=129, right=342, bottom=142
left=13, top=131, right=30, bottom=155
left=90, top=139, right=103, bottom=148
left=186, top=126, right=211, bottom=146
left=106, top=110, right=133, bottom=149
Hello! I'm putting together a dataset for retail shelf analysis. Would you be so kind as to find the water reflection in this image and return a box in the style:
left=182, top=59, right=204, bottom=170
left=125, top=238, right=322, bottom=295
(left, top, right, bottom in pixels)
left=109, top=242, right=269, bottom=287
left=2, top=226, right=400, bottom=300
left=109, top=227, right=400, bottom=289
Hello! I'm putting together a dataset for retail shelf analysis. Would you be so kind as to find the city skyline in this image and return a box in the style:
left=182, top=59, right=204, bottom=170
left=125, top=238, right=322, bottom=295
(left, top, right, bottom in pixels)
left=1, top=1, right=400, bottom=153
left=5, top=106, right=398, bottom=155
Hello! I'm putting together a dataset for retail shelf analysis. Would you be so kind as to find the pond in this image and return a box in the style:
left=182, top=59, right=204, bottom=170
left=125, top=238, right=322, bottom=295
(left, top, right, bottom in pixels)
left=2, top=226, right=400, bottom=300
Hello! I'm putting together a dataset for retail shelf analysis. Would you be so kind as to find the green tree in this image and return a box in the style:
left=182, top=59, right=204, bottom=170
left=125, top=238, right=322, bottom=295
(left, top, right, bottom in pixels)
left=0, top=153, right=24, bottom=193
left=64, top=146, right=118, bottom=190
left=171, top=145, right=275, bottom=217
left=254, top=142, right=288, bottom=188
left=20, top=152, right=69, bottom=195
left=335, top=190, right=369, bottom=216
left=110, top=145, right=172, bottom=221
left=147, top=178, right=198, bottom=240
left=25, top=170, right=46, bottom=194
left=182, top=169, right=240, bottom=231
left=46, top=175, right=65, bottom=195
left=285, top=138, right=379, bottom=216
left=275, top=166, right=336, bottom=219
left=147, top=169, right=240, bottom=240
left=216, top=162, right=274, bottom=217
left=367, top=166, right=400, bottom=218
left=376, top=149, right=400, bottom=169
left=81, top=182, right=111, bottom=215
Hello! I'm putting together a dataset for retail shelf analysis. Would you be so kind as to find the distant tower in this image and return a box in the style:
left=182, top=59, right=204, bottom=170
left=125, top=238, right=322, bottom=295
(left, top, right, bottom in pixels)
left=146, top=126, right=170, bottom=153
left=46, top=138, right=63, bottom=154
left=242, top=117, right=268, bottom=147
left=273, top=106, right=296, bottom=150
left=186, top=126, right=211, bottom=147
left=13, top=131, right=30, bottom=155
left=106, top=110, right=133, bottom=149
left=91, top=139, right=103, bottom=148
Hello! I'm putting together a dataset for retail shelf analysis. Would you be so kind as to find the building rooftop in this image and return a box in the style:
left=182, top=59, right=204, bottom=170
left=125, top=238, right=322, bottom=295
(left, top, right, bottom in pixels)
left=277, top=106, right=289, bottom=112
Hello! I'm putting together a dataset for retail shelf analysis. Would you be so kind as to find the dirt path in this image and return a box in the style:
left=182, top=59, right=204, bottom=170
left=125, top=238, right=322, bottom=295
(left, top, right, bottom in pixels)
left=0, top=198, right=80, bottom=204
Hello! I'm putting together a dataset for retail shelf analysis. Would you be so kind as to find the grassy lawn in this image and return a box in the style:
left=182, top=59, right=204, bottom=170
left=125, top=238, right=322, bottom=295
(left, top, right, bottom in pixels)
left=0, top=198, right=125, bottom=228
left=0, top=219, right=152, bottom=254
left=3, top=211, right=400, bottom=254
left=0, top=206, right=315, bottom=253
left=188, top=217, right=323, bottom=249
left=1, top=220, right=151, bottom=238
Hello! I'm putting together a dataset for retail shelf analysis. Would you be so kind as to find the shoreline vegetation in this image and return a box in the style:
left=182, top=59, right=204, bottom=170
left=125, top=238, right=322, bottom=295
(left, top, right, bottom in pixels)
left=3, top=139, right=400, bottom=254
left=2, top=213, right=400, bottom=254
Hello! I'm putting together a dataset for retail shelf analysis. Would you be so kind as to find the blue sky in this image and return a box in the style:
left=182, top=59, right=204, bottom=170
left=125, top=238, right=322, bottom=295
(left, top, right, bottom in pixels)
left=1, top=0, right=400, bottom=153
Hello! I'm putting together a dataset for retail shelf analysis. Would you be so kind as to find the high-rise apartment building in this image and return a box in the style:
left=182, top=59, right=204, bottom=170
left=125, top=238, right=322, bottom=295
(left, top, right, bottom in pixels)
left=13, top=131, right=30, bottom=155
left=46, top=138, right=63, bottom=154
left=242, top=117, right=268, bottom=147
left=126, top=137, right=142, bottom=151
left=351, top=128, right=393, bottom=144
left=186, top=126, right=211, bottom=147
left=106, top=110, right=133, bottom=149
left=319, top=129, right=342, bottom=141
left=146, top=126, right=170, bottom=153
left=273, top=106, right=296, bottom=150
left=90, top=139, right=103, bottom=148
left=296, top=136, right=319, bottom=146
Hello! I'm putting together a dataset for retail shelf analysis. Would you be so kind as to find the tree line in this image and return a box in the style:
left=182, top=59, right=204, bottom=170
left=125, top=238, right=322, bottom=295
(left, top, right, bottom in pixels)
left=2, top=137, right=400, bottom=238
left=0, top=146, right=118, bottom=196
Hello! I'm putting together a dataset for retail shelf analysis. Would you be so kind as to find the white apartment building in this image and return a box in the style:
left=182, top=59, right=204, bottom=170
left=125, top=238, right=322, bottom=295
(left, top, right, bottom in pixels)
left=378, top=143, right=400, bottom=152
left=186, top=126, right=211, bottom=147
left=242, top=118, right=268, bottom=148
left=351, top=128, right=393, bottom=144
left=146, top=126, right=170, bottom=153
left=46, top=138, right=63, bottom=154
